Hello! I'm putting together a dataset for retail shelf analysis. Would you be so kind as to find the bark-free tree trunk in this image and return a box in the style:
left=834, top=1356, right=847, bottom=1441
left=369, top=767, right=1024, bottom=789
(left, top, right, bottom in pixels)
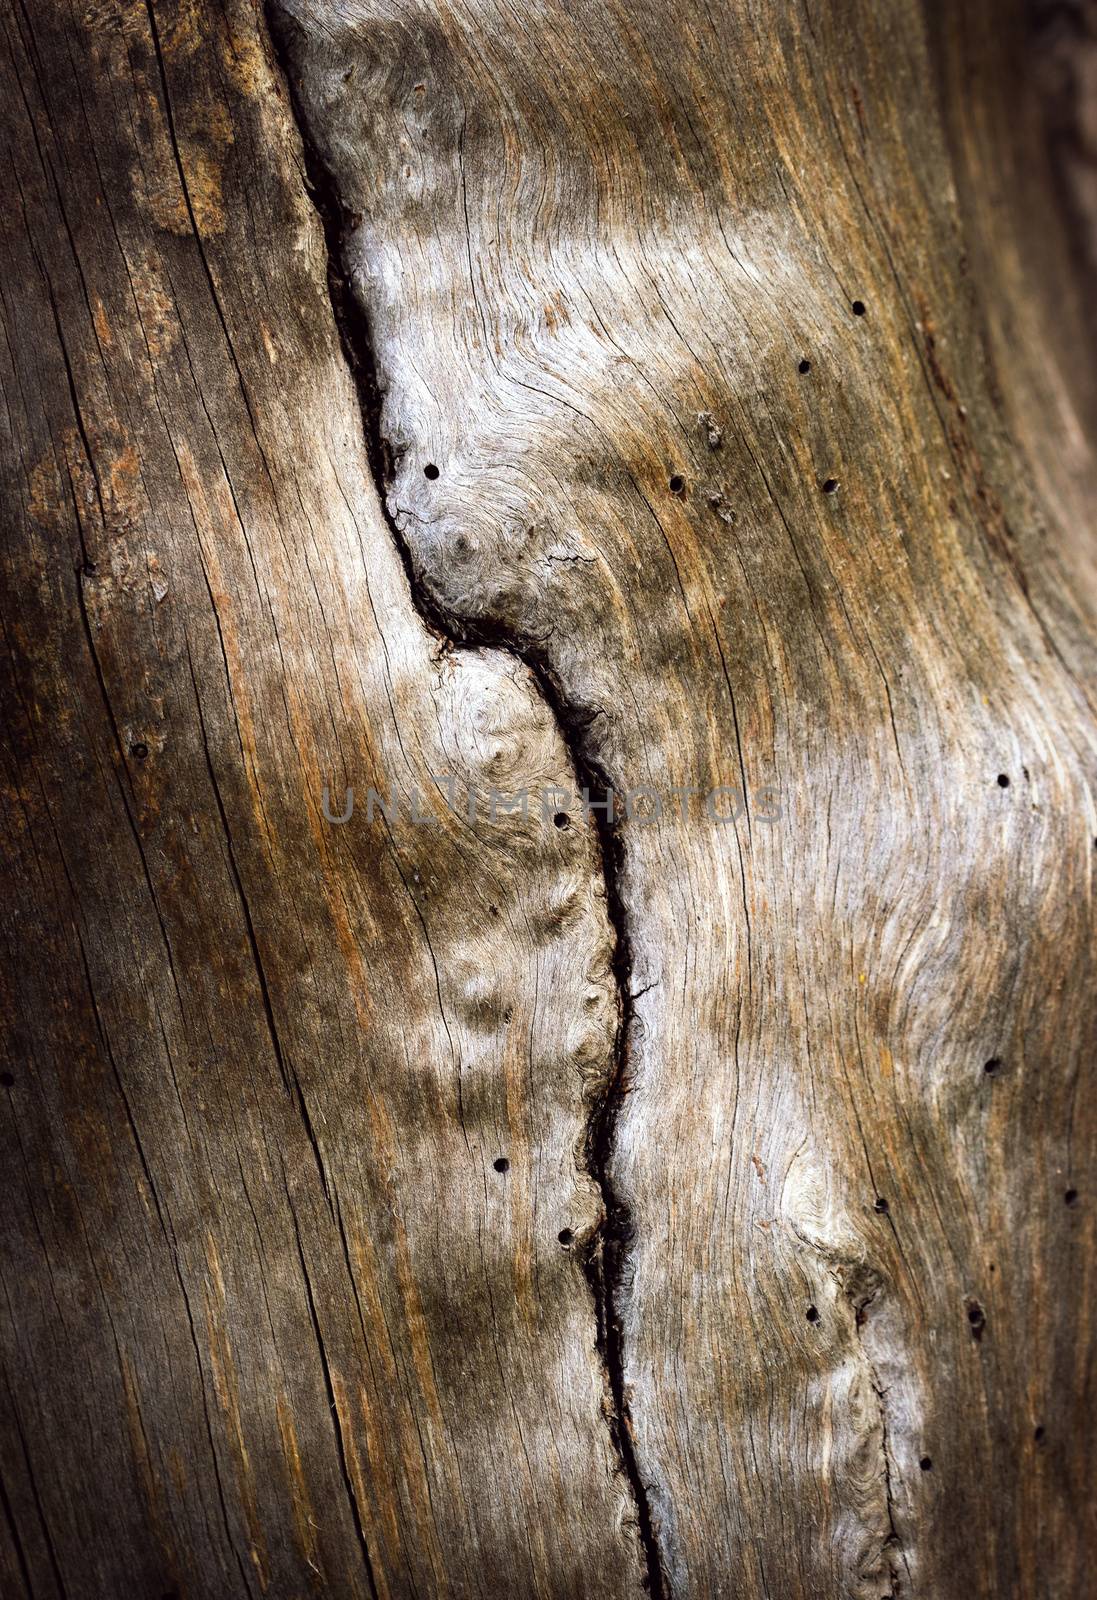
left=1, top=0, right=1094, bottom=1596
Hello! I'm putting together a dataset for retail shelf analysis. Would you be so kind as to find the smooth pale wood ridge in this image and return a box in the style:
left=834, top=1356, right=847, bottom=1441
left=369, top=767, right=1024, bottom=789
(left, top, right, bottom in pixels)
left=0, top=2, right=639, bottom=1596
left=276, top=0, right=1097, bottom=1596
left=0, top=2, right=1094, bottom=1600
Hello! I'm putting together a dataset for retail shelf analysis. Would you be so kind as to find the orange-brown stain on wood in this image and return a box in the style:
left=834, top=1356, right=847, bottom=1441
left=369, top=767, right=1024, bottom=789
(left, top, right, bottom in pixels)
left=92, top=297, right=113, bottom=349
left=275, top=1394, right=322, bottom=1581
left=121, top=1353, right=178, bottom=1573
left=502, top=997, right=537, bottom=1322
left=342, top=1224, right=450, bottom=1580
left=204, top=1232, right=271, bottom=1591
left=328, top=1369, right=394, bottom=1600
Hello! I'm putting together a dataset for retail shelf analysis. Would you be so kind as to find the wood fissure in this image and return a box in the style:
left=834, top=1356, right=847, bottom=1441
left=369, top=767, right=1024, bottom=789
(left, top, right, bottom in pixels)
left=4, top=0, right=1097, bottom=1593
left=263, top=12, right=667, bottom=1588
left=2, top=0, right=643, bottom=1591
left=286, top=1180, right=380, bottom=1599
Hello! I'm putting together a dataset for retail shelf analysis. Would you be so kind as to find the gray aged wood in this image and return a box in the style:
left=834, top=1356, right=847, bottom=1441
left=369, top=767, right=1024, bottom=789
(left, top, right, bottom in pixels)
left=2, top=0, right=1095, bottom=1596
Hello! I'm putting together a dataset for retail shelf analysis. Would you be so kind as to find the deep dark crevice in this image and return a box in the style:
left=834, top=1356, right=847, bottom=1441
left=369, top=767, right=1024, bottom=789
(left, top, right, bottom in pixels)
left=263, top=10, right=666, bottom=1594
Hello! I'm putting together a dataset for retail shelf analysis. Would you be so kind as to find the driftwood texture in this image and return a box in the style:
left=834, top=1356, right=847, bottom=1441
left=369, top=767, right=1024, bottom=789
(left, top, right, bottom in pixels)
left=1, top=0, right=1095, bottom=1596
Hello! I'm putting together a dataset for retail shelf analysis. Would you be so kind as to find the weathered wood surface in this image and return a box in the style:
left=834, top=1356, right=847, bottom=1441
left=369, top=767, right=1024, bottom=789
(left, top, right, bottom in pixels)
left=2, top=0, right=1095, bottom=1596
left=0, top=2, right=636, bottom=1594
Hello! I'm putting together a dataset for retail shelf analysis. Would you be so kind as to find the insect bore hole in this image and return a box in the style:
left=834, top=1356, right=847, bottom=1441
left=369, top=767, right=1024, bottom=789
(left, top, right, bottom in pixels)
left=558, top=1229, right=574, bottom=1247
left=669, top=473, right=686, bottom=494
left=798, top=358, right=812, bottom=374
left=852, top=299, right=867, bottom=316
left=493, top=1156, right=509, bottom=1174
left=997, top=773, right=1010, bottom=788
left=553, top=812, right=570, bottom=830
left=423, top=462, right=440, bottom=480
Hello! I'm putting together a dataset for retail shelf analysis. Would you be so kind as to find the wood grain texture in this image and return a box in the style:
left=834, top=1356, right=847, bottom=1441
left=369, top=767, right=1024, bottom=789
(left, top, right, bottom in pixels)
left=2, top=0, right=1096, bottom=1596
left=275, top=0, right=1097, bottom=1595
left=0, top=1, right=639, bottom=1594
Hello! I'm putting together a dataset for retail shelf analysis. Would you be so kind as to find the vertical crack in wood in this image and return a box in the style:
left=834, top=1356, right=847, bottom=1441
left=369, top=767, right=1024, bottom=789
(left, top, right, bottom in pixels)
left=852, top=1279, right=910, bottom=1596
left=262, top=12, right=668, bottom=1592
left=572, top=780, right=669, bottom=1600
left=286, top=1183, right=380, bottom=1600
left=868, top=1363, right=905, bottom=1599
